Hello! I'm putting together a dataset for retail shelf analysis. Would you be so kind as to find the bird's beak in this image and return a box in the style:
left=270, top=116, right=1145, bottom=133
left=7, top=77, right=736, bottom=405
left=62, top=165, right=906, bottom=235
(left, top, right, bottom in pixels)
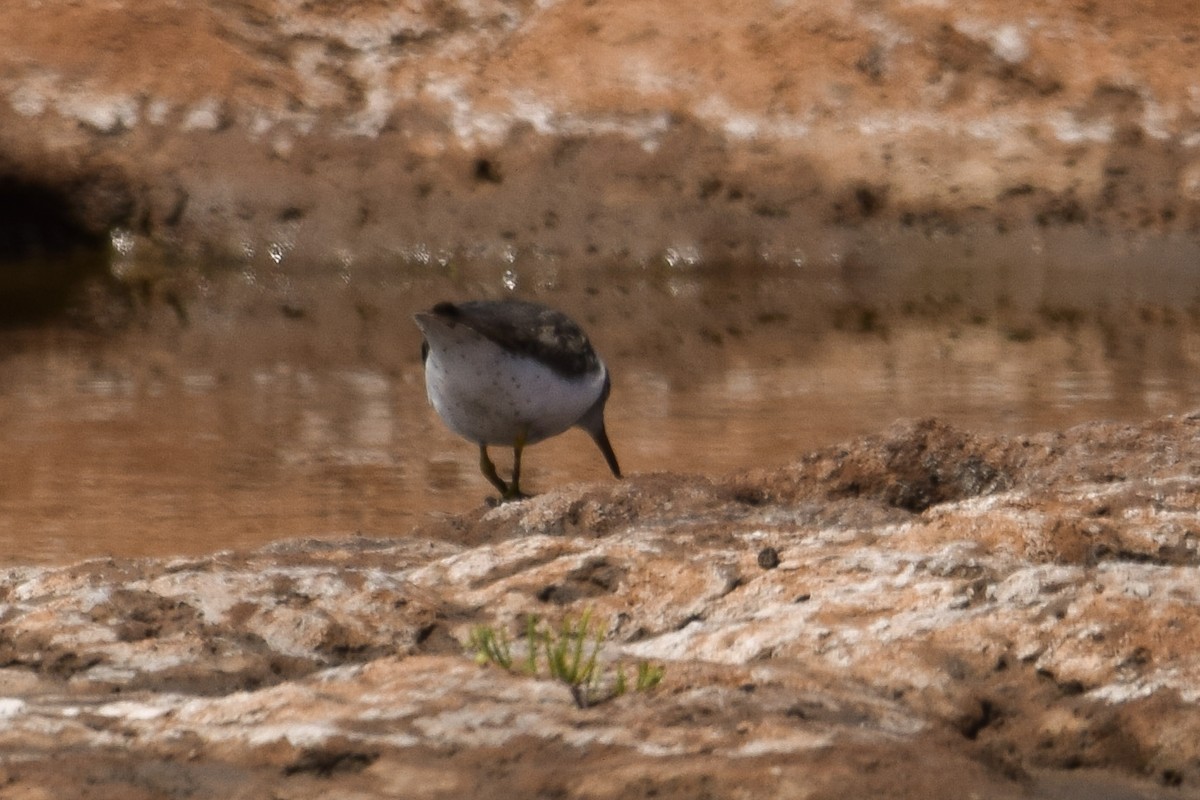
left=576, top=397, right=621, bottom=479
left=578, top=369, right=621, bottom=478
left=588, top=421, right=621, bottom=478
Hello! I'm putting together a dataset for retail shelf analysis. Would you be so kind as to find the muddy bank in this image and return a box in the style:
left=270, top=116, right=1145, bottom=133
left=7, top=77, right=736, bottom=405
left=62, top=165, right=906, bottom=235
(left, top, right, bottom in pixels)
left=0, top=413, right=1198, bottom=797
left=1, top=0, right=1199, bottom=264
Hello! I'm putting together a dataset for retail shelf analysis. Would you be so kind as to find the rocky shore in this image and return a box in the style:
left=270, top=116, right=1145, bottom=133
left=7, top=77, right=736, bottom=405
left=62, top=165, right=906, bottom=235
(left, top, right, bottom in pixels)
left=0, top=414, right=1198, bottom=797
left=3, top=2, right=1200, bottom=797
left=1, top=0, right=1199, bottom=265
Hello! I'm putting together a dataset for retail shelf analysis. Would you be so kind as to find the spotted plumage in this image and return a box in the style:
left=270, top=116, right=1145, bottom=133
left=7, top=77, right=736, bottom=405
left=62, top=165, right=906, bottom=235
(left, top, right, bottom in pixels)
left=414, top=299, right=621, bottom=500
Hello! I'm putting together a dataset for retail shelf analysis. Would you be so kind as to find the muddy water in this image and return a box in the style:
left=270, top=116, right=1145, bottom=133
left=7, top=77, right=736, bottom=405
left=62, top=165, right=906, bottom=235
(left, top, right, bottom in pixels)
left=1, top=227, right=1199, bottom=563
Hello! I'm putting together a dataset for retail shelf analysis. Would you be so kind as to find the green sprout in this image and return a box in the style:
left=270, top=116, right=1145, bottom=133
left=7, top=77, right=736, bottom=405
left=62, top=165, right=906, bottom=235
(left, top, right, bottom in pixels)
left=467, top=610, right=665, bottom=708
left=635, top=660, right=666, bottom=691
left=467, top=624, right=512, bottom=670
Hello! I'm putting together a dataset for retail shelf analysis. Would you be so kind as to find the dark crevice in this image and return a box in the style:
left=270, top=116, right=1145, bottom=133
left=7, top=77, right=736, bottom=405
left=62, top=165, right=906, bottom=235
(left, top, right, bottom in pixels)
left=958, top=698, right=1000, bottom=740
left=0, top=174, right=112, bottom=326
left=0, top=175, right=107, bottom=258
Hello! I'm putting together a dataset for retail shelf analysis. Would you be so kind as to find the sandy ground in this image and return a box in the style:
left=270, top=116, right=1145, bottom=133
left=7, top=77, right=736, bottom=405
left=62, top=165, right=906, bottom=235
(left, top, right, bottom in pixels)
left=0, top=414, right=1198, bottom=797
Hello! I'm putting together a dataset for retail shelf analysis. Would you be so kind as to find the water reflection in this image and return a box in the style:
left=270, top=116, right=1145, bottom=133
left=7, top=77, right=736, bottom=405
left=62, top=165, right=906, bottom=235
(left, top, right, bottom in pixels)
left=1, top=227, right=1199, bottom=563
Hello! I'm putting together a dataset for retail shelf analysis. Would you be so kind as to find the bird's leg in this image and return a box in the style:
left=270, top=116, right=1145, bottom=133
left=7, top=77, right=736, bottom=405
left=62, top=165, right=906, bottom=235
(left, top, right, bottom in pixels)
left=479, top=444, right=511, bottom=496
left=502, top=430, right=530, bottom=502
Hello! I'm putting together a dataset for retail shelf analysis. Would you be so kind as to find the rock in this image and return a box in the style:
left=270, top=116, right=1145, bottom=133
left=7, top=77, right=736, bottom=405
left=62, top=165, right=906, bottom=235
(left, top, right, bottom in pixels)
left=0, top=413, right=1197, bottom=797
left=757, top=546, right=780, bottom=570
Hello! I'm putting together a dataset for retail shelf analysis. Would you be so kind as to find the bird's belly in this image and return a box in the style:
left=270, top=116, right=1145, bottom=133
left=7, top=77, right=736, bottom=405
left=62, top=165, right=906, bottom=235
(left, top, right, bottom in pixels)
left=425, top=345, right=603, bottom=446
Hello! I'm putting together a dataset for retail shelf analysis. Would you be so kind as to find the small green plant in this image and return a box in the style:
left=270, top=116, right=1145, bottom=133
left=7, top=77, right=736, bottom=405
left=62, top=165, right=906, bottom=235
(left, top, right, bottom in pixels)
left=467, top=624, right=513, bottom=670
left=613, top=660, right=666, bottom=696
left=467, top=610, right=665, bottom=708
left=635, top=660, right=666, bottom=691
left=540, top=609, right=608, bottom=707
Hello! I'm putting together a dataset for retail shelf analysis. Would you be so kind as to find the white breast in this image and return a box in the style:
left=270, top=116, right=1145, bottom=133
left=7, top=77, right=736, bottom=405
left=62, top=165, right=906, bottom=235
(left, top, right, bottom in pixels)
left=418, top=315, right=606, bottom=447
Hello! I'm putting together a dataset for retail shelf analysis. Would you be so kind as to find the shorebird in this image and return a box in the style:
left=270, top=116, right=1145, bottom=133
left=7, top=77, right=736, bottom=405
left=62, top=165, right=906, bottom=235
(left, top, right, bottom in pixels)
left=414, top=298, right=622, bottom=501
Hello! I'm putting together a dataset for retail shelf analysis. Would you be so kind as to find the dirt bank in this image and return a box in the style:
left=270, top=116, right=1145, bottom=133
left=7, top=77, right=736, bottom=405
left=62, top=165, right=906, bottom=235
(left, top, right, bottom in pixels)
left=0, top=413, right=1198, bottom=797
left=1, top=0, right=1199, bottom=265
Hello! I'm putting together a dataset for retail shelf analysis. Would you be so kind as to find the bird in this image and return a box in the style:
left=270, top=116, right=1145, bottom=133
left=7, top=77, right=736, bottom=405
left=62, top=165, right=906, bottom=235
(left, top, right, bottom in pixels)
left=414, top=298, right=622, bottom=501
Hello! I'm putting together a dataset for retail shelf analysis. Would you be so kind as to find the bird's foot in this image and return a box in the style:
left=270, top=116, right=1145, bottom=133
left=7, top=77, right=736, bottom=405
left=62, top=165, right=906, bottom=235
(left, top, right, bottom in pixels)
left=500, top=485, right=531, bottom=503
left=481, top=483, right=532, bottom=506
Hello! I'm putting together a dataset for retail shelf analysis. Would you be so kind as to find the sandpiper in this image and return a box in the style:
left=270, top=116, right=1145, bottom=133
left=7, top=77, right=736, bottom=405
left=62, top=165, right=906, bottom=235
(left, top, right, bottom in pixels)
left=414, top=298, right=622, bottom=501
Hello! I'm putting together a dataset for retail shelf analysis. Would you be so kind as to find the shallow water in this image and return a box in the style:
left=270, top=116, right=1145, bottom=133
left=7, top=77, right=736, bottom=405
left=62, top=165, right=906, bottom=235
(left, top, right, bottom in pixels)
left=1, top=226, right=1199, bottom=563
